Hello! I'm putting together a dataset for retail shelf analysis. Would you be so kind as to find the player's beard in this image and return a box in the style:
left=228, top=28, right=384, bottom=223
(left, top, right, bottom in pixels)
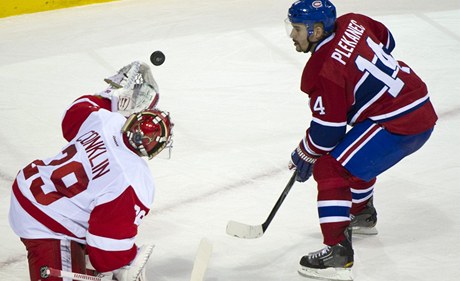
left=293, top=40, right=307, bottom=53
left=292, top=37, right=313, bottom=53
left=302, top=42, right=310, bottom=53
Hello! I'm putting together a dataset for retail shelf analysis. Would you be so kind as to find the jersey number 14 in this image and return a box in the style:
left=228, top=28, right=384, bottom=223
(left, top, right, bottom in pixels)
left=355, top=36, right=408, bottom=98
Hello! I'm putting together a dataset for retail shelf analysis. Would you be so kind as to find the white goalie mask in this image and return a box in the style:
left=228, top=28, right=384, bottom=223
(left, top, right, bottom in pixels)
left=103, top=61, right=160, bottom=117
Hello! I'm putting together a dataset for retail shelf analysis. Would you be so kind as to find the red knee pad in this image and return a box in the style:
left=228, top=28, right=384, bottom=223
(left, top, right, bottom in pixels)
left=313, top=155, right=353, bottom=191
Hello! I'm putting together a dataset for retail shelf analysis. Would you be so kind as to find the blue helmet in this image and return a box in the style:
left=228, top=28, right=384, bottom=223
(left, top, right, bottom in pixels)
left=287, top=0, right=336, bottom=35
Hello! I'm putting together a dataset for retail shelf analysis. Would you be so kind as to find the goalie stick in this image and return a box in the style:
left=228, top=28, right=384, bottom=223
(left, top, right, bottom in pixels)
left=190, top=238, right=213, bottom=281
left=226, top=171, right=297, bottom=239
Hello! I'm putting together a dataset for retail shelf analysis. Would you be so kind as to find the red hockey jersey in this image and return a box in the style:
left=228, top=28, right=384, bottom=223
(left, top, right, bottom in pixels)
left=300, top=13, right=437, bottom=156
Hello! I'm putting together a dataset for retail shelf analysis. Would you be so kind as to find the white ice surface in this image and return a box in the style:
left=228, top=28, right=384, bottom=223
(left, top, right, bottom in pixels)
left=1, top=0, right=459, bottom=280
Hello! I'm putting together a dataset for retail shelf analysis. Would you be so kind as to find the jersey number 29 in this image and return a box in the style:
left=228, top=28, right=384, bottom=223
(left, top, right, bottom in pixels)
left=23, top=144, right=89, bottom=205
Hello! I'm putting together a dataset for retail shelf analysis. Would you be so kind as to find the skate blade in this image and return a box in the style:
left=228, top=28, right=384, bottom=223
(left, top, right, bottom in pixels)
left=351, top=226, right=378, bottom=235
left=298, top=266, right=353, bottom=281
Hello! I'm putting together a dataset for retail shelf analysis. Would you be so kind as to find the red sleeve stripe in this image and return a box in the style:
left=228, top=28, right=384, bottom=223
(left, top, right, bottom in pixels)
left=301, top=136, right=323, bottom=157
left=12, top=179, right=81, bottom=239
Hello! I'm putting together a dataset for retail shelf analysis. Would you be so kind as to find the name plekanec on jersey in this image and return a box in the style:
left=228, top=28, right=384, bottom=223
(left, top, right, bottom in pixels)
left=331, top=19, right=366, bottom=65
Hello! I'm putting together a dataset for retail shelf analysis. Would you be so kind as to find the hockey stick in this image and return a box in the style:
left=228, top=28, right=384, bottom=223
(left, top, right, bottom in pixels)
left=226, top=171, right=297, bottom=239
left=190, top=238, right=213, bottom=281
left=40, top=266, right=114, bottom=281
left=40, top=240, right=211, bottom=281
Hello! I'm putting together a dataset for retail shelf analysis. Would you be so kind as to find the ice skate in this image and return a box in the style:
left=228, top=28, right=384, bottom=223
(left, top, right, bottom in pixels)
left=349, top=197, right=378, bottom=235
left=298, top=228, right=354, bottom=281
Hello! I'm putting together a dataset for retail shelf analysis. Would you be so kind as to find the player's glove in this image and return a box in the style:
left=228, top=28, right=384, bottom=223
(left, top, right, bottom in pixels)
left=113, top=85, right=159, bottom=117
left=104, top=61, right=159, bottom=92
left=111, top=244, right=154, bottom=281
left=99, top=61, right=160, bottom=117
left=288, top=140, right=319, bottom=182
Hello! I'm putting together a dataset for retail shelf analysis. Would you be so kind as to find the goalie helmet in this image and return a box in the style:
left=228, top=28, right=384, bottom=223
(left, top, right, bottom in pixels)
left=122, top=109, right=173, bottom=159
left=287, top=0, right=336, bottom=36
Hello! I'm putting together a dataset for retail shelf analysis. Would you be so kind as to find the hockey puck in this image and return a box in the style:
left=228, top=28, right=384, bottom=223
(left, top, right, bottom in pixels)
left=150, top=51, right=165, bottom=66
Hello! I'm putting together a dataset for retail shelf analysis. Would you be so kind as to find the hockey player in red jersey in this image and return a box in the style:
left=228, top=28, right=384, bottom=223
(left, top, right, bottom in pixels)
left=8, top=61, right=173, bottom=281
left=285, top=0, right=437, bottom=280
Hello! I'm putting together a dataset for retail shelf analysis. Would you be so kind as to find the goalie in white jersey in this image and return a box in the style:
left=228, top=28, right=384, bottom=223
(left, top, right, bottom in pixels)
left=8, top=61, right=173, bottom=281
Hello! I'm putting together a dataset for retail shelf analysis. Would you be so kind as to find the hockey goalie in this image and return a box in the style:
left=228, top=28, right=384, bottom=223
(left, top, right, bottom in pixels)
left=8, top=61, right=173, bottom=281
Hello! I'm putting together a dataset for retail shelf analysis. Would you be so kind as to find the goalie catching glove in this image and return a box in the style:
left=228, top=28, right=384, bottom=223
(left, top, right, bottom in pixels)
left=289, top=138, right=319, bottom=182
left=99, top=61, right=160, bottom=117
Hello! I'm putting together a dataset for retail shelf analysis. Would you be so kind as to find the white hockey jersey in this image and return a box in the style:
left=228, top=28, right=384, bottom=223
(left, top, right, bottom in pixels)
left=9, top=95, right=155, bottom=272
